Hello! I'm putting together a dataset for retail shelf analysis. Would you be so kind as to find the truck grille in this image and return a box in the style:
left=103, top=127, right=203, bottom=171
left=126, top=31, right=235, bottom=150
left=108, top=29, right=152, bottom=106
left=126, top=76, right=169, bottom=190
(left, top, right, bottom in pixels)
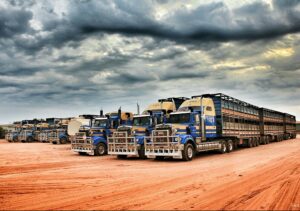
left=71, top=132, right=93, bottom=153
left=145, top=129, right=182, bottom=157
left=108, top=131, right=137, bottom=155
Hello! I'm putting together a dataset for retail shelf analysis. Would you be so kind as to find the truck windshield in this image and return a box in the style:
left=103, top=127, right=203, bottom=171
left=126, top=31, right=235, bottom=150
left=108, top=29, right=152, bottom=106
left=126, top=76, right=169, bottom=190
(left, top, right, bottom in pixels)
left=169, top=113, right=190, bottom=124
left=133, top=116, right=150, bottom=126
left=93, top=119, right=107, bottom=127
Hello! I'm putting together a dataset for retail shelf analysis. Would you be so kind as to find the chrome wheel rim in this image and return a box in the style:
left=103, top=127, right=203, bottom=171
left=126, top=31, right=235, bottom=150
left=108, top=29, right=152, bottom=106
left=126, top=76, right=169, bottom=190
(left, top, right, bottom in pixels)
left=229, top=142, right=233, bottom=151
left=187, top=146, right=193, bottom=158
left=98, top=145, right=105, bottom=155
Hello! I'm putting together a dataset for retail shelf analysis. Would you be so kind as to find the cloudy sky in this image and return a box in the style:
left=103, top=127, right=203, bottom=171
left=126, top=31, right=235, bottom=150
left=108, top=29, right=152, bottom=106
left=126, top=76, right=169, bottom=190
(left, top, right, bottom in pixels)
left=0, top=0, right=300, bottom=123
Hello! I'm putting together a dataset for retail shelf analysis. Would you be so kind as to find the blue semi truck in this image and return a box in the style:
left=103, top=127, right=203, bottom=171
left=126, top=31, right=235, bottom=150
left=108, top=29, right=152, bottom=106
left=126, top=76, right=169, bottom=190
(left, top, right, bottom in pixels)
left=5, top=121, right=22, bottom=142
left=144, top=93, right=297, bottom=161
left=48, top=118, right=73, bottom=144
left=71, top=109, right=133, bottom=156
left=18, top=119, right=42, bottom=142
left=108, top=97, right=188, bottom=159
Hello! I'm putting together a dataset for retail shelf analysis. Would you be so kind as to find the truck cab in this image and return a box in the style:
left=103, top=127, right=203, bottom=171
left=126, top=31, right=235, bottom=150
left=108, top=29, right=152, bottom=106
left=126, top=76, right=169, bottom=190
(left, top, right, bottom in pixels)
left=35, top=123, right=51, bottom=142
left=108, top=97, right=188, bottom=159
left=5, top=122, right=22, bottom=142
left=72, top=110, right=133, bottom=156
left=145, top=97, right=221, bottom=161
left=49, top=123, right=69, bottom=144
left=18, top=124, right=36, bottom=142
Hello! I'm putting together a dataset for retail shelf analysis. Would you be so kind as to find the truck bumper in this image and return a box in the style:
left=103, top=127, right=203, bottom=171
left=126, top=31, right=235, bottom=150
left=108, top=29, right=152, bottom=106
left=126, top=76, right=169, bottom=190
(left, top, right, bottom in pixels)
left=108, top=135, right=140, bottom=157
left=145, top=144, right=184, bottom=159
left=49, top=138, right=60, bottom=144
left=71, top=143, right=95, bottom=155
left=108, top=145, right=140, bottom=156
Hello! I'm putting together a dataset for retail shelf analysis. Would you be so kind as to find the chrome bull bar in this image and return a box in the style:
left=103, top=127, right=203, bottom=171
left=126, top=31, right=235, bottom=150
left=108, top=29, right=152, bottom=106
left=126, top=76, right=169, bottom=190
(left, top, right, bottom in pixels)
left=5, top=133, right=13, bottom=141
left=71, top=132, right=94, bottom=155
left=38, top=133, right=49, bottom=142
left=145, top=130, right=183, bottom=159
left=108, top=131, right=138, bottom=156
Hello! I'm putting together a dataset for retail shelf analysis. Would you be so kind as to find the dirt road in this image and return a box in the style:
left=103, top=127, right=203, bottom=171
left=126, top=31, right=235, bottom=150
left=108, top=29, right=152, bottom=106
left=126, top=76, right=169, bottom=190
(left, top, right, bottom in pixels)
left=0, top=137, right=299, bottom=210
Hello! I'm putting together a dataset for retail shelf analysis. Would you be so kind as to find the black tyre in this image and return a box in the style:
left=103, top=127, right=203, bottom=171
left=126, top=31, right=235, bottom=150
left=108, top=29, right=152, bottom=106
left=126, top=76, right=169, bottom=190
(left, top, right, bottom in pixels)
left=262, top=137, right=266, bottom=145
left=253, top=139, right=257, bottom=147
left=182, top=143, right=195, bottom=161
left=78, top=152, right=86, bottom=155
left=247, top=139, right=253, bottom=148
left=138, top=145, right=146, bottom=159
left=117, top=155, right=127, bottom=159
left=219, top=141, right=227, bottom=153
left=154, top=156, right=165, bottom=160
left=26, top=137, right=34, bottom=142
left=60, top=137, right=67, bottom=144
left=13, top=136, right=18, bottom=142
left=256, top=138, right=260, bottom=146
left=226, top=140, right=234, bottom=153
left=94, top=143, right=107, bottom=156
left=233, top=140, right=238, bottom=149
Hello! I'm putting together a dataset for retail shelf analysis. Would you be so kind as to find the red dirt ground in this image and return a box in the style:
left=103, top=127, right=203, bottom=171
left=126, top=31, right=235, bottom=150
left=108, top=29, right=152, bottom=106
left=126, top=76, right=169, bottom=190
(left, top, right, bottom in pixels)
left=0, top=137, right=299, bottom=210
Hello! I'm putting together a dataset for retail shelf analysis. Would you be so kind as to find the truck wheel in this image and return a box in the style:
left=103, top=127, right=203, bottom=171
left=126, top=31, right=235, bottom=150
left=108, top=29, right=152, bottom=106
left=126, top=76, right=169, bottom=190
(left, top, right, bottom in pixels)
left=94, top=143, right=107, bottom=156
left=233, top=140, right=238, bottom=149
left=154, top=156, right=165, bottom=160
left=182, top=143, right=195, bottom=161
left=117, top=155, right=127, bottom=159
left=253, top=139, right=257, bottom=147
left=219, top=141, right=227, bottom=153
left=60, top=137, right=67, bottom=144
left=26, top=137, right=33, bottom=142
left=247, top=139, right=252, bottom=148
left=78, top=152, right=86, bottom=155
left=138, top=145, right=147, bottom=159
left=262, top=137, right=266, bottom=145
left=226, top=140, right=233, bottom=153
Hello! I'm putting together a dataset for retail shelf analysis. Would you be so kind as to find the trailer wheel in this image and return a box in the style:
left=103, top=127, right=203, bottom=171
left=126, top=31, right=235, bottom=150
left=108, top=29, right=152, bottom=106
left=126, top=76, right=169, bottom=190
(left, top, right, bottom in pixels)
left=117, top=155, right=127, bottom=159
left=233, top=140, right=238, bottom=149
left=226, top=140, right=234, bottom=153
left=219, top=141, right=227, bottom=153
left=94, top=143, right=107, bottom=156
left=256, top=138, right=260, bottom=146
left=254, top=139, right=258, bottom=147
left=262, top=137, right=266, bottom=145
left=247, top=139, right=252, bottom=148
left=138, top=145, right=147, bottom=159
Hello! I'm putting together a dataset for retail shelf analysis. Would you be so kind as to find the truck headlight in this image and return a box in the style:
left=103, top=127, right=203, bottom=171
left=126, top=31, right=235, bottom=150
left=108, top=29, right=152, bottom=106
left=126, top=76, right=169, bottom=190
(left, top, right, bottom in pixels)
left=175, top=136, right=181, bottom=142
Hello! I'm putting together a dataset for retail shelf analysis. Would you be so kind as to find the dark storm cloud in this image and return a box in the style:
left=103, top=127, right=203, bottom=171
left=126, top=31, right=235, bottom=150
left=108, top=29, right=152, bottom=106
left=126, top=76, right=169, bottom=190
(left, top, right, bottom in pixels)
left=2, top=0, right=299, bottom=54
left=107, top=72, right=156, bottom=84
left=0, top=7, right=33, bottom=38
left=160, top=69, right=210, bottom=81
left=63, top=0, right=300, bottom=43
left=0, top=0, right=300, bottom=123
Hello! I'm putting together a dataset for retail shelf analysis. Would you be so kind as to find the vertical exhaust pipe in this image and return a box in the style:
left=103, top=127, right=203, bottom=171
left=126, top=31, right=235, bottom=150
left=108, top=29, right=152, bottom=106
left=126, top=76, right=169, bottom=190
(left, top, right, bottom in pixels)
left=201, top=96, right=206, bottom=142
